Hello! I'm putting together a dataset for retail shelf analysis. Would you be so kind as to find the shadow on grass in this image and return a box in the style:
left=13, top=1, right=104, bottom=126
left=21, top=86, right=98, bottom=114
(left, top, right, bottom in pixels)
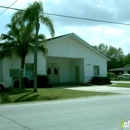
left=14, top=92, right=34, bottom=102
left=15, top=95, right=39, bottom=102
left=42, top=95, right=62, bottom=100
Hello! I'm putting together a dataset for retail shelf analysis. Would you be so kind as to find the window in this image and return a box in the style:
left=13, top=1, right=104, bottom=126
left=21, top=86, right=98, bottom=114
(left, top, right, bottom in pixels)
left=25, top=63, right=34, bottom=79
left=93, top=65, right=100, bottom=75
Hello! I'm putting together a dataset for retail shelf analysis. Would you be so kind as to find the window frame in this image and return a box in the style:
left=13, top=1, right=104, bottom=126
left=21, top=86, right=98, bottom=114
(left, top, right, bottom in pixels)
left=93, top=65, right=100, bottom=76
left=25, top=63, right=34, bottom=79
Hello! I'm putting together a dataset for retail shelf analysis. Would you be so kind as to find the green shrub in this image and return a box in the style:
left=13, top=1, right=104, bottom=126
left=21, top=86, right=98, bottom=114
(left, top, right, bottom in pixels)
left=89, top=76, right=111, bottom=85
left=37, top=75, right=51, bottom=88
left=14, top=77, right=29, bottom=88
left=14, top=75, right=52, bottom=88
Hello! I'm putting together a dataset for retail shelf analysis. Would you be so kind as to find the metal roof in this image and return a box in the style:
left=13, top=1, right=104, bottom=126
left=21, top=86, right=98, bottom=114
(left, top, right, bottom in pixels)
left=109, top=67, right=130, bottom=71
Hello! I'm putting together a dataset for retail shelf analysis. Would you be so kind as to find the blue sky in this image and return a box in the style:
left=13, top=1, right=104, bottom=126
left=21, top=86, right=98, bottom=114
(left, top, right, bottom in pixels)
left=0, top=0, right=130, bottom=55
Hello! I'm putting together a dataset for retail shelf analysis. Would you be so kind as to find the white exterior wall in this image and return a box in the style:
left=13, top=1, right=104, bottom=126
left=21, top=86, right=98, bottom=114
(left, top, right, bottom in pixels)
left=46, top=38, right=90, bottom=58
left=26, top=53, right=46, bottom=75
left=46, top=37, right=108, bottom=83
left=2, top=55, right=21, bottom=85
left=84, top=50, right=107, bottom=82
left=1, top=34, right=108, bottom=85
left=2, top=53, right=46, bottom=85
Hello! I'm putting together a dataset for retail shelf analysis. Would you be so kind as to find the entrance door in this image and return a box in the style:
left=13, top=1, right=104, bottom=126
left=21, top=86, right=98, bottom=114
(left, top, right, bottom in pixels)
left=47, top=66, right=60, bottom=83
left=75, top=66, right=79, bottom=83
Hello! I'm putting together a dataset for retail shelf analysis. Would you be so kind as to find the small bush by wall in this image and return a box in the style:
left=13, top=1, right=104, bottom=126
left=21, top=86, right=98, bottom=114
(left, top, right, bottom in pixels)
left=89, top=76, right=111, bottom=85
left=37, top=75, right=51, bottom=88
left=14, top=77, right=29, bottom=88
left=14, top=75, right=52, bottom=88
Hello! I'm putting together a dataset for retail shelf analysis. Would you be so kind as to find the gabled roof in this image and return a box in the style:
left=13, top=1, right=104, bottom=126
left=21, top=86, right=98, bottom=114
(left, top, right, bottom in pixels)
left=46, top=33, right=110, bottom=61
left=110, top=67, right=130, bottom=71
left=47, top=33, right=71, bottom=42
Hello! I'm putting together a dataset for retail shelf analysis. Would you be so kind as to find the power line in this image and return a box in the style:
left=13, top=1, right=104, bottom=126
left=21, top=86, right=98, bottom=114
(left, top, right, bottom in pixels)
left=0, top=0, right=18, bottom=15
left=0, top=5, right=130, bottom=26
left=44, top=12, right=130, bottom=26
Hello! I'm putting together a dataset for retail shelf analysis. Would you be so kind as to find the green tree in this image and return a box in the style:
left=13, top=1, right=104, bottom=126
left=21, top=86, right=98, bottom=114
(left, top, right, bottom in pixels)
left=0, top=23, right=47, bottom=70
left=93, top=43, right=125, bottom=70
left=124, top=53, right=130, bottom=66
left=8, top=1, right=55, bottom=92
left=0, top=21, right=47, bottom=89
left=94, top=43, right=108, bottom=56
left=107, top=46, right=124, bottom=70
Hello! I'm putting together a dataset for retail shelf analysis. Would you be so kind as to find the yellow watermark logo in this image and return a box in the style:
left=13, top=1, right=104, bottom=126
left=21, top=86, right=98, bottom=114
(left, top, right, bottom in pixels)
left=118, top=119, right=130, bottom=129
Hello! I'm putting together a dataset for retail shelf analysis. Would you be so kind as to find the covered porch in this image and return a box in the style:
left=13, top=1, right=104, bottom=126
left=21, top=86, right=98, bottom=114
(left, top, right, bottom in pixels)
left=46, top=56, right=84, bottom=84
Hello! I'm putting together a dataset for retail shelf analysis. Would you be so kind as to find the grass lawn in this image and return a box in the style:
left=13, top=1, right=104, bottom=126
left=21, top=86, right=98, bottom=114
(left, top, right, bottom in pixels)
left=110, top=83, right=130, bottom=88
left=0, top=88, right=114, bottom=104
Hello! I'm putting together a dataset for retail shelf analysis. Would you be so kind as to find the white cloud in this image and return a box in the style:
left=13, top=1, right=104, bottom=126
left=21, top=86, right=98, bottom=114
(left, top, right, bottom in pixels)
left=0, top=0, right=130, bottom=55
left=103, top=27, right=125, bottom=39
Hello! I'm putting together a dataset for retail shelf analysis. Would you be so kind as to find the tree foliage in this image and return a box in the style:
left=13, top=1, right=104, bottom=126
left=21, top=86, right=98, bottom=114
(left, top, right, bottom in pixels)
left=0, top=22, right=47, bottom=69
left=0, top=1, right=55, bottom=70
left=124, top=53, right=130, bottom=66
left=94, top=43, right=125, bottom=70
left=0, top=1, right=55, bottom=90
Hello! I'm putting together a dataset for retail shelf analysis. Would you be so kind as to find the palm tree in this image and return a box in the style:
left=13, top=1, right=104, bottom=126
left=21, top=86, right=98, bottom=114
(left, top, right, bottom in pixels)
left=0, top=1, right=55, bottom=92
left=0, top=21, right=48, bottom=89
left=21, top=1, right=55, bottom=92
left=0, top=23, right=47, bottom=70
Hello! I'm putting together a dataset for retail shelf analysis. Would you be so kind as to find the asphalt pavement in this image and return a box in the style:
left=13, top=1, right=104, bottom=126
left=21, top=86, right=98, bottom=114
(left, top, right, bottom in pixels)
left=0, top=81, right=130, bottom=130
left=0, top=94, right=130, bottom=130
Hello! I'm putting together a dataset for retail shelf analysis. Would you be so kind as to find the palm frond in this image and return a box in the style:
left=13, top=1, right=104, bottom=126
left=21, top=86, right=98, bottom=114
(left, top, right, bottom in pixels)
left=11, top=10, right=23, bottom=26
left=0, top=1, right=54, bottom=62
left=40, top=16, right=55, bottom=37
left=38, top=34, right=46, bottom=44
left=0, top=34, right=13, bottom=41
left=38, top=44, right=48, bottom=55
left=0, top=42, right=16, bottom=58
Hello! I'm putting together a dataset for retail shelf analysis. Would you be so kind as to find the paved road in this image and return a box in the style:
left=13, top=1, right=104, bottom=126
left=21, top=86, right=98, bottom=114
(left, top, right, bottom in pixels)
left=0, top=95, right=130, bottom=130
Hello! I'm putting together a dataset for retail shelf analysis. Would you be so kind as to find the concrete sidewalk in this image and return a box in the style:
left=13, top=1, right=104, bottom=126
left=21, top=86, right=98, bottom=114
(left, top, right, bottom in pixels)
left=111, top=81, right=130, bottom=84
left=65, top=85, right=130, bottom=94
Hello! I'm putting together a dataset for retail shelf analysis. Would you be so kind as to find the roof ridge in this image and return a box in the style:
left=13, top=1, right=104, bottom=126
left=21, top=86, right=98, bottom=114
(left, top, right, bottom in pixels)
left=47, top=33, right=74, bottom=41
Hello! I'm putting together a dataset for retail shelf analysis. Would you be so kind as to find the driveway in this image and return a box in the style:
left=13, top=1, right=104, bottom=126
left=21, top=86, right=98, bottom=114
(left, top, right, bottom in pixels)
left=65, top=84, right=130, bottom=95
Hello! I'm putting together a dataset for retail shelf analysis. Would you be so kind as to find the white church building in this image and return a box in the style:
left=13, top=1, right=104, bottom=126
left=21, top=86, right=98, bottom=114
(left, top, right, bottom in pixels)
left=0, top=33, right=110, bottom=85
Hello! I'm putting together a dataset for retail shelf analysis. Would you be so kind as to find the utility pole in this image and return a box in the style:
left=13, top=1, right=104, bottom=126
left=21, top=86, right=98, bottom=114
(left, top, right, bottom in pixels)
left=34, top=14, right=40, bottom=92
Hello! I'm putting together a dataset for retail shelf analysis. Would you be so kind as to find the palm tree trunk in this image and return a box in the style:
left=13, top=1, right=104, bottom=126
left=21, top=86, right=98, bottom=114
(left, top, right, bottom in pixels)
left=21, top=57, right=25, bottom=69
left=20, top=56, right=25, bottom=89
left=33, top=15, right=40, bottom=92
